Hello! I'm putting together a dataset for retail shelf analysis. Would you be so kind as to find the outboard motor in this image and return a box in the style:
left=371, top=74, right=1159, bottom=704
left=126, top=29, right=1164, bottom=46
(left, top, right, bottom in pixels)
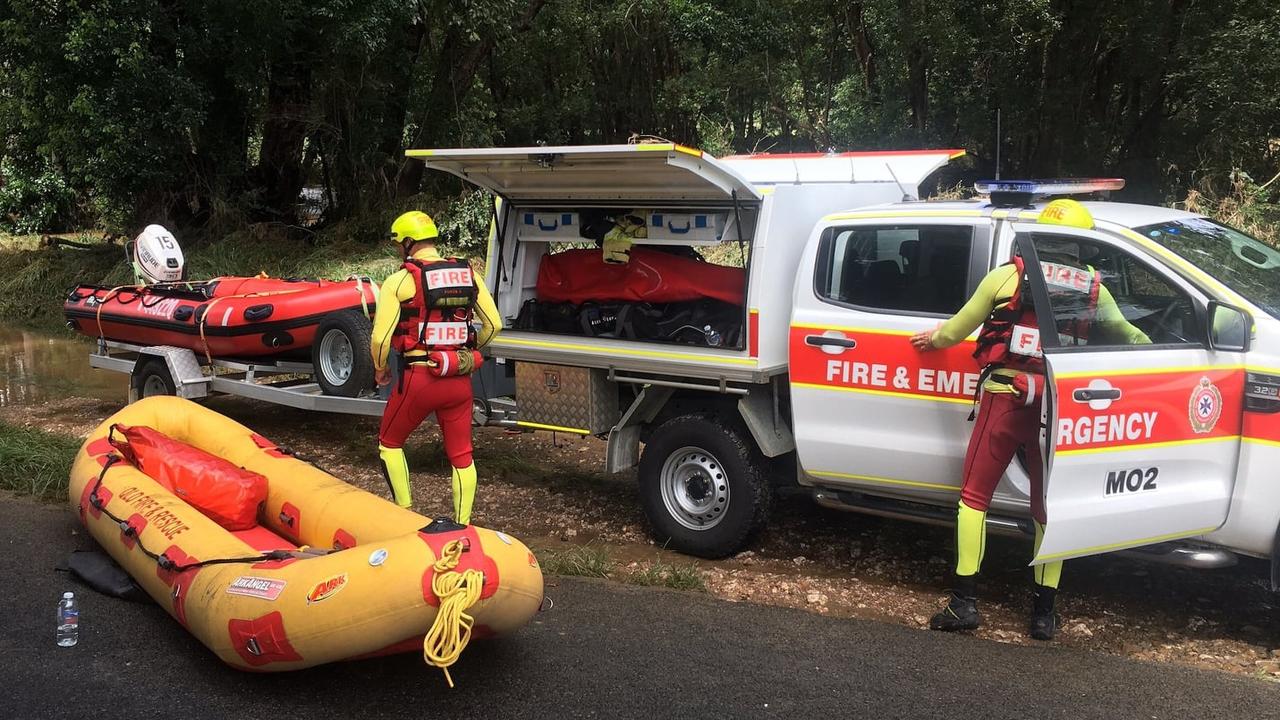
left=129, top=224, right=185, bottom=284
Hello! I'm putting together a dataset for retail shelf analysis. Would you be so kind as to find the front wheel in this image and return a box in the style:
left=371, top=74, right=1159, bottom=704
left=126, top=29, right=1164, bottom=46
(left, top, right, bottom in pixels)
left=312, top=309, right=374, bottom=397
left=638, top=413, right=773, bottom=559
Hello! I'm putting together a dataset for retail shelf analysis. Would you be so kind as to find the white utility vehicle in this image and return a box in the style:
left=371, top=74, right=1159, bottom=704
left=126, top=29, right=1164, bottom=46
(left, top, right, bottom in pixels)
left=411, top=144, right=1280, bottom=583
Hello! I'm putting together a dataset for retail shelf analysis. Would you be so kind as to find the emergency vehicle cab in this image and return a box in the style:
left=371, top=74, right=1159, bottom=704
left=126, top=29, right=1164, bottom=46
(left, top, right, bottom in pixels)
left=408, top=145, right=1280, bottom=582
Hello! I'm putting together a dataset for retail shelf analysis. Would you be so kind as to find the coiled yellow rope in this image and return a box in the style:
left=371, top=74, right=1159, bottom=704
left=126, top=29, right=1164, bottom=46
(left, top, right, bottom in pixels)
left=423, top=539, right=484, bottom=687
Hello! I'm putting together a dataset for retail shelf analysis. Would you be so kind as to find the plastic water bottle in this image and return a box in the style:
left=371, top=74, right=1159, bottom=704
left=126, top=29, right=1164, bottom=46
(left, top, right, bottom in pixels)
left=703, top=325, right=723, bottom=347
left=56, top=592, right=79, bottom=647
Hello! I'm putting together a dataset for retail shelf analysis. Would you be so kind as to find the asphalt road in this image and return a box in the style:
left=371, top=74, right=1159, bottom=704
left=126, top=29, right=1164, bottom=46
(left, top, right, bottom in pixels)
left=2, top=494, right=1275, bottom=719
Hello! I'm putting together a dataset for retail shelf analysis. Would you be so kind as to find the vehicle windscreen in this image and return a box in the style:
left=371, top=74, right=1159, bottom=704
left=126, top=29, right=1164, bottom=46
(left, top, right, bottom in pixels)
left=1135, top=217, right=1280, bottom=319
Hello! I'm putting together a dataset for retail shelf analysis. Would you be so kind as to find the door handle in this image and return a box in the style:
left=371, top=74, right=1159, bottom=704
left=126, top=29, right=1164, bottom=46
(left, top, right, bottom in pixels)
left=804, top=335, right=857, bottom=349
left=1073, top=388, right=1121, bottom=403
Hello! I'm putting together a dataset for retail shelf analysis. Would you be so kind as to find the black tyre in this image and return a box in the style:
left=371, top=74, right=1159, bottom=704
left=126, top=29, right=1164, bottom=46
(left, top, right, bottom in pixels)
left=132, top=358, right=176, bottom=398
left=638, top=413, right=773, bottom=559
left=312, top=309, right=374, bottom=397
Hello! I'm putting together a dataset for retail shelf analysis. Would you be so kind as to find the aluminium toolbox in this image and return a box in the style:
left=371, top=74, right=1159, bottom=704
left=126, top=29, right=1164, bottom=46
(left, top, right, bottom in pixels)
left=513, top=361, right=619, bottom=434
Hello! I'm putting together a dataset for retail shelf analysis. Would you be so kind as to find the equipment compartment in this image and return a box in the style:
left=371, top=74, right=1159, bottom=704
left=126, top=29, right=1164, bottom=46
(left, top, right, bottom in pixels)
left=495, top=203, right=755, bottom=352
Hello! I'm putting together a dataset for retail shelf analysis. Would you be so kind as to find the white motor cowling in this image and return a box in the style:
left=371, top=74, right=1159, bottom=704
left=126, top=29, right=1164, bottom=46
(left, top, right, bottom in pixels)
left=131, top=224, right=185, bottom=284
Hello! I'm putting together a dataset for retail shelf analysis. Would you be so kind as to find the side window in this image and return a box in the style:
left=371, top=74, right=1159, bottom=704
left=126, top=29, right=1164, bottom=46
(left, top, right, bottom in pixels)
left=816, top=225, right=974, bottom=315
left=1029, top=233, right=1199, bottom=348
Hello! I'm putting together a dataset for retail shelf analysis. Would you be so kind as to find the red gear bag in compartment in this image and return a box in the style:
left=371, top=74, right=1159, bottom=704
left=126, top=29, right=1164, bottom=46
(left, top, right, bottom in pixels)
left=535, top=248, right=745, bottom=305
left=108, top=424, right=268, bottom=531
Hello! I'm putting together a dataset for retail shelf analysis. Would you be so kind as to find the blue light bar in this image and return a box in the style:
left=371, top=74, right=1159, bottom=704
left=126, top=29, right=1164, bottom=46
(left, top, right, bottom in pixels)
left=974, top=178, right=1125, bottom=195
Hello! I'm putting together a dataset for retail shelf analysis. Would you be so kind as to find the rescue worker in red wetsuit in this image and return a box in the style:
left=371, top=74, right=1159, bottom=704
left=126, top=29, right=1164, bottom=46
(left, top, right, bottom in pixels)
left=372, top=211, right=500, bottom=524
left=910, top=199, right=1149, bottom=640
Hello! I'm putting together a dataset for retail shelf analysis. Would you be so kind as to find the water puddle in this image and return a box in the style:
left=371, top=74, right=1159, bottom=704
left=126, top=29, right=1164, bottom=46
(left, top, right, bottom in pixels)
left=0, top=327, right=126, bottom=407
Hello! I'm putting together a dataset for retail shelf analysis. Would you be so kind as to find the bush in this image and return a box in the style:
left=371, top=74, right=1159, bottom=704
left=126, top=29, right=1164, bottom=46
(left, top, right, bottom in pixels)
left=0, top=422, right=81, bottom=500
left=1179, top=169, right=1280, bottom=245
left=0, top=157, right=78, bottom=234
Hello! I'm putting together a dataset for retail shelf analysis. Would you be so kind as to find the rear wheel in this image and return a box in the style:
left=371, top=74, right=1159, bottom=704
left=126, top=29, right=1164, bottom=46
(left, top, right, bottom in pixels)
left=132, top=359, right=176, bottom=399
left=312, top=309, right=374, bottom=397
left=638, top=413, right=773, bottom=558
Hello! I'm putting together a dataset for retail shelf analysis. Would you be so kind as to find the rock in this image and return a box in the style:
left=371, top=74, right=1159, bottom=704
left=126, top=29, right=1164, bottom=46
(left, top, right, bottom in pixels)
left=1071, top=623, right=1094, bottom=638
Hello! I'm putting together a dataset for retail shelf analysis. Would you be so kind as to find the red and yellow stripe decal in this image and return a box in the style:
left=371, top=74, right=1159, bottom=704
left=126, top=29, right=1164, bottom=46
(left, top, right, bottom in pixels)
left=791, top=325, right=1260, bottom=455
left=1052, top=367, right=1243, bottom=456
left=789, top=324, right=981, bottom=405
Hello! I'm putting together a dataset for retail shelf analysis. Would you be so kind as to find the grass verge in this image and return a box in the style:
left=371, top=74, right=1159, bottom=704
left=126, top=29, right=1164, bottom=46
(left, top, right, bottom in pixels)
left=536, top=543, right=707, bottom=592
left=627, top=560, right=708, bottom=592
left=0, top=422, right=81, bottom=500
left=538, top=543, right=616, bottom=578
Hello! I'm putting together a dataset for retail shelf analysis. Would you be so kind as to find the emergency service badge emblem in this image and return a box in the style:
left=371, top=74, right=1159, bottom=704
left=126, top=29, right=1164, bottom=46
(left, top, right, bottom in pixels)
left=1188, top=376, right=1223, bottom=434
left=544, top=370, right=561, bottom=394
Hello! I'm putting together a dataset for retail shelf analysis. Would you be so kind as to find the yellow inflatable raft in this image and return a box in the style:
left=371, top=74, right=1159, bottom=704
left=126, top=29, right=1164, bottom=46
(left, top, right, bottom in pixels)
left=68, top=396, right=543, bottom=677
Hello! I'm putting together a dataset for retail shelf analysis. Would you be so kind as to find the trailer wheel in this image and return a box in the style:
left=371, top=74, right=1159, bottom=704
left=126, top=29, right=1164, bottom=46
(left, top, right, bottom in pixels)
left=638, top=413, right=773, bottom=559
left=312, top=309, right=374, bottom=397
left=133, top=359, right=176, bottom=398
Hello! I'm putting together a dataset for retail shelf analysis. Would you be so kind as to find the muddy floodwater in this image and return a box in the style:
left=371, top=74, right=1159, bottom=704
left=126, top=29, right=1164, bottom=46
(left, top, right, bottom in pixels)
left=0, top=326, right=126, bottom=407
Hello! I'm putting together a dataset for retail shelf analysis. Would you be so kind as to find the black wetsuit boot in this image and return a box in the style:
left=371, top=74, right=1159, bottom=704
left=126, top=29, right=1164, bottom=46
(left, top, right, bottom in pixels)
left=930, top=574, right=980, bottom=632
left=1029, top=586, right=1059, bottom=641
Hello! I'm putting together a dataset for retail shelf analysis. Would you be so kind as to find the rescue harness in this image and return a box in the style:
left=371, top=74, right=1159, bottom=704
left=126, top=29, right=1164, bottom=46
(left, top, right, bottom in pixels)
left=393, top=257, right=479, bottom=354
left=966, top=250, right=1101, bottom=419
left=972, top=254, right=1102, bottom=374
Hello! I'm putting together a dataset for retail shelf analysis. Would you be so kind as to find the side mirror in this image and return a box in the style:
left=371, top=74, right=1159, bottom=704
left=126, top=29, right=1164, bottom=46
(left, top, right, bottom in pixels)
left=1207, top=301, right=1251, bottom=352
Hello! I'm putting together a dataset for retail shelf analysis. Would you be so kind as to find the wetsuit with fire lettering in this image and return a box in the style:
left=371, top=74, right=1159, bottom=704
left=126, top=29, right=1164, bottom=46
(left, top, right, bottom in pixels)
left=914, top=199, right=1149, bottom=640
left=371, top=211, right=499, bottom=523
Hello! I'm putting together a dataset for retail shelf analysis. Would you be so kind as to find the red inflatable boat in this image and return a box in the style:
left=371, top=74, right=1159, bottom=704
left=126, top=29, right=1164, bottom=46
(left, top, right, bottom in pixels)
left=64, top=276, right=377, bottom=361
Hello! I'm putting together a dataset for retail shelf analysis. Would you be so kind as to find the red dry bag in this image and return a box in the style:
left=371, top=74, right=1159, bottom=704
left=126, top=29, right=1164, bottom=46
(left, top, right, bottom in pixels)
left=535, top=248, right=746, bottom=305
left=108, top=424, right=268, bottom=531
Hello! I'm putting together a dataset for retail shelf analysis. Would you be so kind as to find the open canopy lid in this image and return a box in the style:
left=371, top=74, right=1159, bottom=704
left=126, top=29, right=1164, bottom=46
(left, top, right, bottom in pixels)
left=720, top=149, right=965, bottom=197
left=405, top=144, right=761, bottom=203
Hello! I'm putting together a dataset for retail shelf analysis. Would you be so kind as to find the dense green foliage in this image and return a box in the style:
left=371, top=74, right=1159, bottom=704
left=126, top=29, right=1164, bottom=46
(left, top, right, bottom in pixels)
left=1, top=0, right=1278, bottom=233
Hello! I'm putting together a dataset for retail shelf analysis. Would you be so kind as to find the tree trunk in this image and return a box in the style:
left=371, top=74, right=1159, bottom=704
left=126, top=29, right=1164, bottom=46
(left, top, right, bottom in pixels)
left=395, top=0, right=549, bottom=197
left=256, top=60, right=313, bottom=222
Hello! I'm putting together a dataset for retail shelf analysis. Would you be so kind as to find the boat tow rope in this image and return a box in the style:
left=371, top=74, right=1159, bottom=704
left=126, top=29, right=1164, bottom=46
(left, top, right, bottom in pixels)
left=85, top=454, right=296, bottom=572
left=423, top=538, right=485, bottom=687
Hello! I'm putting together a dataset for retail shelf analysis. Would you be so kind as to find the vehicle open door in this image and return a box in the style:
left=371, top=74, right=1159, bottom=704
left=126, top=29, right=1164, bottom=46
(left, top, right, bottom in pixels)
left=1010, top=227, right=1251, bottom=564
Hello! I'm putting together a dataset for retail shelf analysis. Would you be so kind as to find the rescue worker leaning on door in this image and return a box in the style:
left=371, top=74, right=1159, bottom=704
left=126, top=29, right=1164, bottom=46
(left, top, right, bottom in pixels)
left=371, top=211, right=500, bottom=524
left=910, top=199, right=1150, bottom=640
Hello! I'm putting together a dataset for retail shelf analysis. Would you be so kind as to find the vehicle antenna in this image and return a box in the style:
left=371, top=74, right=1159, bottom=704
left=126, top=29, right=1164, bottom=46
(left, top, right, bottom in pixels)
left=884, top=163, right=912, bottom=202
left=994, top=107, right=1002, bottom=181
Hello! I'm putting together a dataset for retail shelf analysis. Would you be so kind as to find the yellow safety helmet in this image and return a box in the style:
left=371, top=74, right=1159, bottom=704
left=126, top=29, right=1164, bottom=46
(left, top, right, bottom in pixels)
left=1037, top=199, right=1094, bottom=230
left=389, top=211, right=439, bottom=244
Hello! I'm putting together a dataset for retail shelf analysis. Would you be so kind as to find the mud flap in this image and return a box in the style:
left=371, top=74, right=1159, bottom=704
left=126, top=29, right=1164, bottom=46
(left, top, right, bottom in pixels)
left=1271, top=518, right=1280, bottom=592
